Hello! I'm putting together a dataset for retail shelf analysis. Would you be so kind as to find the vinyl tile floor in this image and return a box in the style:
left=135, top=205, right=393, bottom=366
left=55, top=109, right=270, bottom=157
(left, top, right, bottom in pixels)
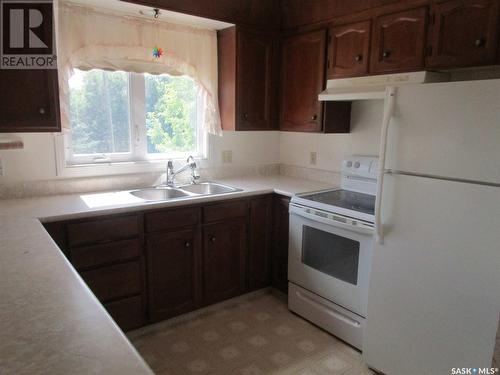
left=128, top=290, right=375, bottom=375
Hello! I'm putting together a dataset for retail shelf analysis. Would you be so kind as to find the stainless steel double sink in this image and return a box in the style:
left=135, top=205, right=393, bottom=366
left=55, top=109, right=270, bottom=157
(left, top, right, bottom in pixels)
left=129, top=182, right=241, bottom=202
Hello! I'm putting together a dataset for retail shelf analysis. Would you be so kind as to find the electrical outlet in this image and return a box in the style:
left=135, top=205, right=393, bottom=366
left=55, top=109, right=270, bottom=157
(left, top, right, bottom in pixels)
left=222, top=150, right=233, bottom=164
left=310, top=152, right=317, bottom=166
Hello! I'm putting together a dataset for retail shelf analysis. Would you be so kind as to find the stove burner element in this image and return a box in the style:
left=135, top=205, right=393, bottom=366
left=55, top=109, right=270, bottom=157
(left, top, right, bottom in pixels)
left=299, top=189, right=375, bottom=216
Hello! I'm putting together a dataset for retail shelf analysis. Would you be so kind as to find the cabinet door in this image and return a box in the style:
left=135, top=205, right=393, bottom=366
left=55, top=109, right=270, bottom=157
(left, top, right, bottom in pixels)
left=328, top=21, right=372, bottom=78
left=237, top=30, right=276, bottom=130
left=147, top=229, right=201, bottom=322
left=0, top=70, right=60, bottom=132
left=427, top=0, right=499, bottom=68
left=248, top=196, right=273, bottom=290
left=280, top=30, right=326, bottom=132
left=203, top=220, right=246, bottom=304
left=272, top=196, right=290, bottom=293
left=371, top=7, right=427, bottom=73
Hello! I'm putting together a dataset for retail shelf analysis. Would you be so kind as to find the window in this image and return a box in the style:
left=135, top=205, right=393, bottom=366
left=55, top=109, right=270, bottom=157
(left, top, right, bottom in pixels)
left=67, top=69, right=205, bottom=165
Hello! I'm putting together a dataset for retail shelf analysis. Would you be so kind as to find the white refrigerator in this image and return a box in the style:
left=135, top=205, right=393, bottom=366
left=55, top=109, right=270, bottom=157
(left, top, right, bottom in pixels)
left=363, top=79, right=500, bottom=375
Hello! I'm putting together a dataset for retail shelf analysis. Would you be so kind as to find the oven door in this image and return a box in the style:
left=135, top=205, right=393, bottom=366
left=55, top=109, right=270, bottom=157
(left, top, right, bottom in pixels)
left=288, top=203, right=373, bottom=317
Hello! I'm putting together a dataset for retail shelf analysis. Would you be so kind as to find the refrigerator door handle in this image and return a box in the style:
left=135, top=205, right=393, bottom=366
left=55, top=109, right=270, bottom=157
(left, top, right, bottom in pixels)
left=375, top=86, right=397, bottom=244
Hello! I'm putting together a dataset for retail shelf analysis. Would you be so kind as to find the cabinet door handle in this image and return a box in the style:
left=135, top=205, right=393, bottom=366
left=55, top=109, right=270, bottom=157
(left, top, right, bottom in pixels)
left=311, top=114, right=318, bottom=121
left=210, top=236, right=216, bottom=243
left=355, top=54, right=363, bottom=62
left=382, top=50, right=391, bottom=59
left=38, top=107, right=46, bottom=115
left=475, top=38, right=486, bottom=47
left=185, top=241, right=191, bottom=248
left=243, top=113, right=249, bottom=120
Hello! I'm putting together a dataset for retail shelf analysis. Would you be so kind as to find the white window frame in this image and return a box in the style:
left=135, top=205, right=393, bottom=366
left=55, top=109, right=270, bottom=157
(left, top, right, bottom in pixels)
left=62, top=69, right=207, bottom=170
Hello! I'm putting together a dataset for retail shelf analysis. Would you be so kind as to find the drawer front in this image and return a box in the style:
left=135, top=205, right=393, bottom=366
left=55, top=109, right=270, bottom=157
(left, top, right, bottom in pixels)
left=68, top=215, right=139, bottom=248
left=203, top=200, right=248, bottom=223
left=80, top=261, right=142, bottom=302
left=145, top=207, right=200, bottom=233
left=104, top=295, right=144, bottom=332
left=71, top=239, right=141, bottom=270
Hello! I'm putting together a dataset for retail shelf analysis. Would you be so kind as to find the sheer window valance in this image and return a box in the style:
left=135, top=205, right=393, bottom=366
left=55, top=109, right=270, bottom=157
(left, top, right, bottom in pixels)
left=56, top=2, right=222, bottom=135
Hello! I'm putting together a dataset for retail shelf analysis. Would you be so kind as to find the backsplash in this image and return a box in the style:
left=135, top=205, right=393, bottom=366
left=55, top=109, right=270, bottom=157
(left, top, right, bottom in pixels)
left=0, top=163, right=280, bottom=199
left=0, top=162, right=348, bottom=199
left=280, top=164, right=341, bottom=185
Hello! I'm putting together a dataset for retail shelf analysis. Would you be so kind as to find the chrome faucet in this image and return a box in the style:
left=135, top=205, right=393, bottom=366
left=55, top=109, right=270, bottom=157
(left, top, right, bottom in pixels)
left=166, top=156, right=200, bottom=187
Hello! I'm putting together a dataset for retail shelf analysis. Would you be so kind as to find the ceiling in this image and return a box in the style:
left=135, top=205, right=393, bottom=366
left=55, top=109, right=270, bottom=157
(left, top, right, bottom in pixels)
left=63, top=0, right=234, bottom=30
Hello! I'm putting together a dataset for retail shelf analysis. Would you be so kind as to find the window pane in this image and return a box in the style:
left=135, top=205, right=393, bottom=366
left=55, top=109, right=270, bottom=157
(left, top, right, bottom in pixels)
left=69, top=69, right=130, bottom=155
left=145, top=74, right=198, bottom=156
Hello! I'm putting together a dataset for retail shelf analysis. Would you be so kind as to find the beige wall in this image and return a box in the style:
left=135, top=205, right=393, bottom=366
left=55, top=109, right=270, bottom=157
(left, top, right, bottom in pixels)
left=0, top=101, right=382, bottom=186
left=279, top=101, right=383, bottom=172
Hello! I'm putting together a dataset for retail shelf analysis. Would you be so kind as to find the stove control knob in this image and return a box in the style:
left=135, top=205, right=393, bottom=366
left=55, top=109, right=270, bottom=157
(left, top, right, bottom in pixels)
left=346, top=161, right=353, bottom=168
left=354, top=161, right=361, bottom=168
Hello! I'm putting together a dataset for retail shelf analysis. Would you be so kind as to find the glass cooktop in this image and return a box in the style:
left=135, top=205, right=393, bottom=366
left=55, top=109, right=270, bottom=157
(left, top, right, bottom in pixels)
left=299, top=189, right=375, bottom=216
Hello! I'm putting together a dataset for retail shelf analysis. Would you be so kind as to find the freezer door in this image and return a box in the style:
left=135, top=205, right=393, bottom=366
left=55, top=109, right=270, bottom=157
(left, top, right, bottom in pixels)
left=364, top=174, right=500, bottom=375
left=385, top=79, right=500, bottom=184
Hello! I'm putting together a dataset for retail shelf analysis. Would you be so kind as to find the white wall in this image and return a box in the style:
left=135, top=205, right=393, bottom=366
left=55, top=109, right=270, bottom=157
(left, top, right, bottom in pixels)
left=0, top=131, right=280, bottom=183
left=279, top=101, right=383, bottom=172
left=0, top=101, right=382, bottom=185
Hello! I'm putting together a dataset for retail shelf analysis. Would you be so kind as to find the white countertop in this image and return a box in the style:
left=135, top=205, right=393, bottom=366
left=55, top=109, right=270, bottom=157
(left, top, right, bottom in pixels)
left=0, top=176, right=333, bottom=222
left=0, top=175, right=334, bottom=374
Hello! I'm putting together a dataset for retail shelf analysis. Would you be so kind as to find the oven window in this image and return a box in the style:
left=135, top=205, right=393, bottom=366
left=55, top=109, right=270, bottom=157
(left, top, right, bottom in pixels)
left=302, top=226, right=360, bottom=285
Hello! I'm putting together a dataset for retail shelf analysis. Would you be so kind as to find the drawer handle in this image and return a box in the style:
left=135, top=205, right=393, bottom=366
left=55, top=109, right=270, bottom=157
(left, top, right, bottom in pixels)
left=210, top=236, right=216, bottom=243
left=475, top=38, right=485, bottom=47
left=355, top=54, right=363, bottom=62
left=185, top=241, right=191, bottom=248
left=382, top=50, right=391, bottom=59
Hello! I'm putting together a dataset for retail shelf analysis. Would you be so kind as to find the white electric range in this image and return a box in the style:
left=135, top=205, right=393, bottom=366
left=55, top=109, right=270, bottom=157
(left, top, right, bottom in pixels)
left=288, top=156, right=378, bottom=350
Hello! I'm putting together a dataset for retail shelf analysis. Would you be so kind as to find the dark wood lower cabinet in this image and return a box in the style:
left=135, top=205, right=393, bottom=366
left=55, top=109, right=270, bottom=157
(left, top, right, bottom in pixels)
left=248, top=196, right=273, bottom=290
left=146, top=229, right=202, bottom=322
left=79, top=260, right=143, bottom=303
left=104, top=295, right=145, bottom=331
left=272, top=195, right=291, bottom=293
left=202, top=219, right=247, bottom=305
left=43, top=194, right=290, bottom=331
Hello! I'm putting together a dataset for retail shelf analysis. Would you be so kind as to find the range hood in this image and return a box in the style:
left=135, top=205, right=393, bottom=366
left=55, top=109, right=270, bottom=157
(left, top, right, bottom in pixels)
left=318, top=71, right=449, bottom=101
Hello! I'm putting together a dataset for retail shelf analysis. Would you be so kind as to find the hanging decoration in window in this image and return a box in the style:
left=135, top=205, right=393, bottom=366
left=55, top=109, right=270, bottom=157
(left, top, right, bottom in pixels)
left=56, top=2, right=222, bottom=136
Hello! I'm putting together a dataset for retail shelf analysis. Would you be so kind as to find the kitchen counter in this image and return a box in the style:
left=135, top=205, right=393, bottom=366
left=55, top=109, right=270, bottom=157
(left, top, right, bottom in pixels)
left=0, top=175, right=334, bottom=374
left=0, top=176, right=333, bottom=222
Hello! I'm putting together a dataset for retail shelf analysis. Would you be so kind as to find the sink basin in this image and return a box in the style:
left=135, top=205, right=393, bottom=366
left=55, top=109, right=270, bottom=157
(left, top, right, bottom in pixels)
left=130, top=187, right=192, bottom=201
left=129, top=182, right=241, bottom=202
left=179, top=182, right=241, bottom=195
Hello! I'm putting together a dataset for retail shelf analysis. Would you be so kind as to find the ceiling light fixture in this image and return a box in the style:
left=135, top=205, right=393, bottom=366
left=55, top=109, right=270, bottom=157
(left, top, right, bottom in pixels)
left=139, top=8, right=161, bottom=19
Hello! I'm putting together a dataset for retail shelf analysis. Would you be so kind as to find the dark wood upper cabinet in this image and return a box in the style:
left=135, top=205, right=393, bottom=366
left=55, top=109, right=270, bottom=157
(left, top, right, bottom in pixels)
left=237, top=30, right=276, bottom=130
left=0, top=70, right=61, bottom=132
left=427, top=0, right=499, bottom=68
left=218, top=27, right=277, bottom=131
left=202, top=219, right=247, bottom=305
left=280, top=30, right=327, bottom=132
left=328, top=20, right=372, bottom=78
left=371, top=7, right=428, bottom=73
left=248, top=196, right=273, bottom=290
left=147, top=229, right=202, bottom=322
left=281, top=0, right=399, bottom=29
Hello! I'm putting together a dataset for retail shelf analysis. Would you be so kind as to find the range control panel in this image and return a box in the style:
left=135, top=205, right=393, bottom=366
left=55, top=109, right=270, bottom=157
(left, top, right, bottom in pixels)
left=341, top=156, right=379, bottom=180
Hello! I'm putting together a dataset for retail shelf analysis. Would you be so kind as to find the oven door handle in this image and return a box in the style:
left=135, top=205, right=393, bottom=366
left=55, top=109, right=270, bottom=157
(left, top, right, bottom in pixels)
left=290, top=205, right=373, bottom=235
